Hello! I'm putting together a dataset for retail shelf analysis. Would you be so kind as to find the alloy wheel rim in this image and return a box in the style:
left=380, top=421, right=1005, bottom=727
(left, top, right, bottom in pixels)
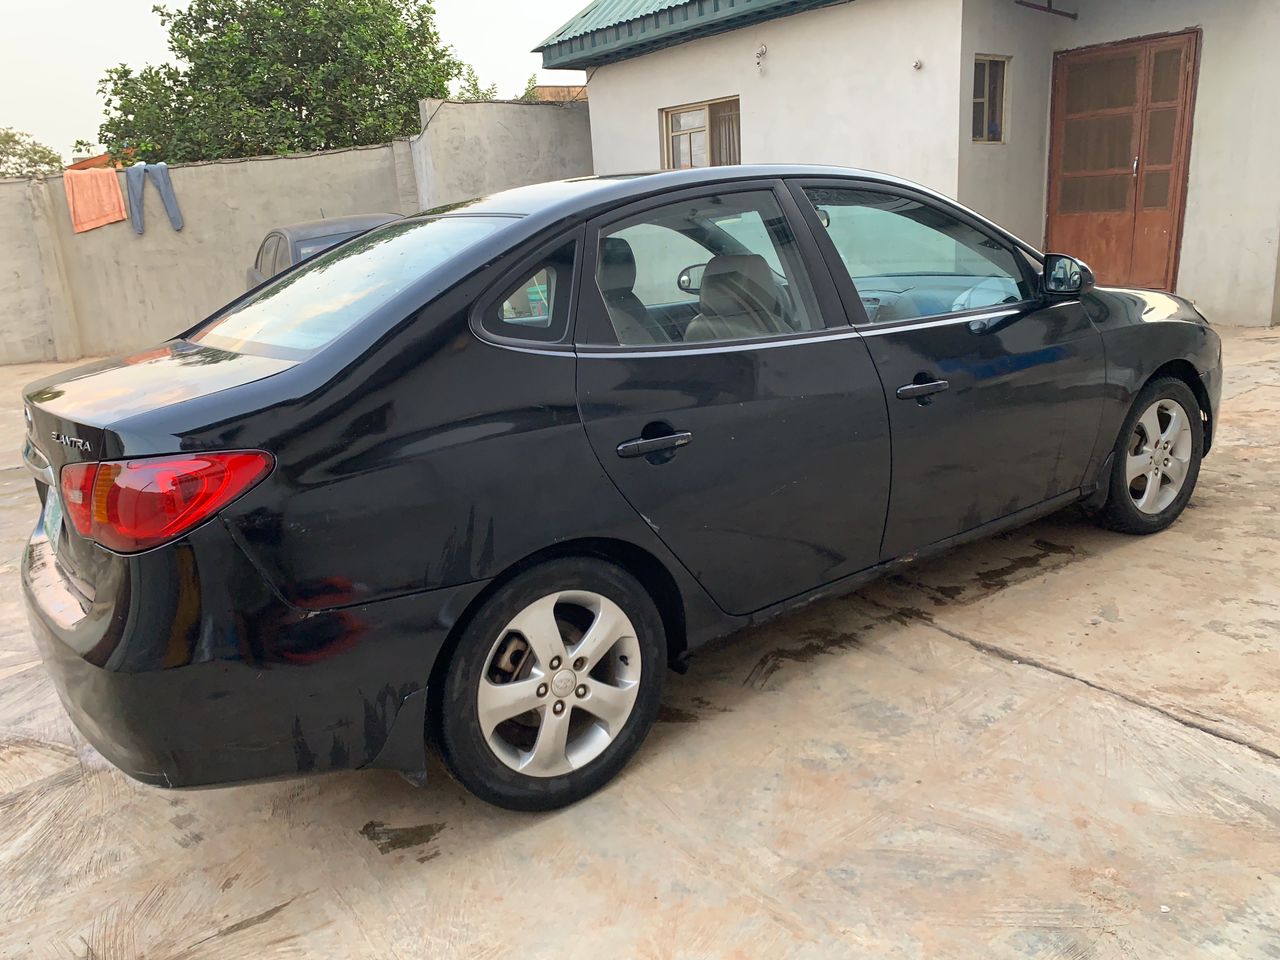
left=477, top=590, right=641, bottom=777
left=1125, top=398, right=1193, bottom=515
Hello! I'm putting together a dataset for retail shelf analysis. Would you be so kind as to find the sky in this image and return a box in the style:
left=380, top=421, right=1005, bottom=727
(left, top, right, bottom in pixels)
left=0, top=0, right=588, bottom=160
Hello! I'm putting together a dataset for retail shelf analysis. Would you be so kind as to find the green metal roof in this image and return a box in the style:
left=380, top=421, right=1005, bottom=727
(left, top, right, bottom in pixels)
left=536, top=0, right=848, bottom=70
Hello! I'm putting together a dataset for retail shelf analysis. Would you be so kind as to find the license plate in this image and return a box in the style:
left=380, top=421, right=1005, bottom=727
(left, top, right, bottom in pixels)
left=44, top=488, right=64, bottom=553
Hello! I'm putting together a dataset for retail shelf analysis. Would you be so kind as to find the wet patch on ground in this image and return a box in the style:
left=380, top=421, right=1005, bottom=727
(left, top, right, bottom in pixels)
left=743, top=609, right=912, bottom=690
left=886, top=536, right=1086, bottom=609
left=359, top=819, right=445, bottom=856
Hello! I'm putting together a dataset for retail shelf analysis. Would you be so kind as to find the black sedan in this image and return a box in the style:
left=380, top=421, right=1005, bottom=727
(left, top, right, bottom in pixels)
left=245, top=213, right=402, bottom=289
left=22, top=166, right=1221, bottom=811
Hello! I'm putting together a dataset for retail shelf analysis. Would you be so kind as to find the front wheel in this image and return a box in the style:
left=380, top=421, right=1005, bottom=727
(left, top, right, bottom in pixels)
left=437, top=558, right=665, bottom=811
left=1094, top=377, right=1203, bottom=534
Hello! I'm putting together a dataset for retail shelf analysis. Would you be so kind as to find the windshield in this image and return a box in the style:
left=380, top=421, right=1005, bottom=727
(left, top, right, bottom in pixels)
left=191, top=216, right=514, bottom=355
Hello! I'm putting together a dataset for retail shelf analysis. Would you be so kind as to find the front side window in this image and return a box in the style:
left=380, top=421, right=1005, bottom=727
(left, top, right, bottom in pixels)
left=661, top=98, right=741, bottom=169
left=804, top=187, right=1030, bottom=324
left=592, top=190, right=820, bottom=346
left=192, top=215, right=513, bottom=355
left=479, top=241, right=576, bottom=344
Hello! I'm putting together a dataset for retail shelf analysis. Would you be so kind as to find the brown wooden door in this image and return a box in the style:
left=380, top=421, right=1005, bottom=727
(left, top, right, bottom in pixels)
left=1046, top=32, right=1198, bottom=290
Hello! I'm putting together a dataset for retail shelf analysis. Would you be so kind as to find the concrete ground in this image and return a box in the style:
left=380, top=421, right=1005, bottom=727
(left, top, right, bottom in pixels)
left=1, top=329, right=1278, bottom=959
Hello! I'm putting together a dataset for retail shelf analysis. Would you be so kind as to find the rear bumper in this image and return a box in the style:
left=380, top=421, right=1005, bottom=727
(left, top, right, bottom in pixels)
left=23, top=520, right=485, bottom=788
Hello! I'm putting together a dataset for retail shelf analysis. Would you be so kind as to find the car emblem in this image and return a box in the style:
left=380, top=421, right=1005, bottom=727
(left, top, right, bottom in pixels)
left=51, top=431, right=91, bottom=452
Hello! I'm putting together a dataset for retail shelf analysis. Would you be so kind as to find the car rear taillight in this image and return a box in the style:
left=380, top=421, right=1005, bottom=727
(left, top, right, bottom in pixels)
left=59, top=451, right=273, bottom=553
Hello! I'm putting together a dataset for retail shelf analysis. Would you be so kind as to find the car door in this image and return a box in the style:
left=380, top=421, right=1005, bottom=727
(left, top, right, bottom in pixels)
left=788, top=179, right=1106, bottom=560
left=574, top=181, right=891, bottom=617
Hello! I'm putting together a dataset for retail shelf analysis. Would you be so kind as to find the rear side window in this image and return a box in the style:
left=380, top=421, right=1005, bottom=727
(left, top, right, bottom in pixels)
left=591, top=189, right=821, bottom=346
left=256, top=235, right=280, bottom=275
left=271, top=237, right=294, bottom=275
left=192, top=216, right=513, bottom=356
left=479, top=241, right=576, bottom=344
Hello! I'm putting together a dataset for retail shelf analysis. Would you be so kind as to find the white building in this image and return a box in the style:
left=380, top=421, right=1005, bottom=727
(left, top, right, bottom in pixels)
left=537, top=0, right=1280, bottom=326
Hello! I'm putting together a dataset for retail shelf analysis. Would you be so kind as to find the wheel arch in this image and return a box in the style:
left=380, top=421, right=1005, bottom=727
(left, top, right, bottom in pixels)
left=426, top=537, right=689, bottom=705
left=1146, top=358, right=1213, bottom=453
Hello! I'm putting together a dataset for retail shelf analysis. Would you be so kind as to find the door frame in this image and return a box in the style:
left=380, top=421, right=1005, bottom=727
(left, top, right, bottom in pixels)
left=1044, top=28, right=1201, bottom=291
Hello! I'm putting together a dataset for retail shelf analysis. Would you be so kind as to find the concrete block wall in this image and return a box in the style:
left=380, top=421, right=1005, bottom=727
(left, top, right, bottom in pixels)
left=412, top=99, right=593, bottom=211
left=0, top=100, right=594, bottom=364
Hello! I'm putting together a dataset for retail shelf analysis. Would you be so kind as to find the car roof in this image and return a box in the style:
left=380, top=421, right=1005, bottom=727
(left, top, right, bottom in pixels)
left=410, top=165, right=1040, bottom=259
left=277, top=213, right=403, bottom=241
left=411, top=166, right=936, bottom=218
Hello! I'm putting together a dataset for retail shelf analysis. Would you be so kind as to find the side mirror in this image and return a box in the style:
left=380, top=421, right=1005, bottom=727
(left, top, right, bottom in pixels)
left=677, top=263, right=707, bottom=294
left=1042, top=253, right=1095, bottom=297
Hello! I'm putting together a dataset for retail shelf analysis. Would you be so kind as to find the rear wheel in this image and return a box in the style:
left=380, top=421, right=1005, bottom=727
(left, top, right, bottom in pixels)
left=438, top=558, right=665, bottom=811
left=1094, top=377, right=1203, bottom=534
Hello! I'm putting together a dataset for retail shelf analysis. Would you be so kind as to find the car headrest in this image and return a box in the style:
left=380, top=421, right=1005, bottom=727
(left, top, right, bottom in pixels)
left=598, top=237, right=637, bottom=295
left=699, top=254, right=780, bottom=320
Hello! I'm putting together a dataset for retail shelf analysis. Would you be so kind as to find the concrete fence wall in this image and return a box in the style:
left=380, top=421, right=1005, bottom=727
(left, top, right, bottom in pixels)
left=0, top=100, right=593, bottom=363
left=412, top=99, right=593, bottom=210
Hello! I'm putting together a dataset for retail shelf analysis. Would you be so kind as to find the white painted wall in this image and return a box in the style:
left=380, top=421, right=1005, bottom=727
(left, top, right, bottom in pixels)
left=586, top=0, right=965, bottom=196
left=959, top=0, right=1280, bottom=325
left=956, top=0, right=1057, bottom=245
left=586, top=0, right=1279, bottom=325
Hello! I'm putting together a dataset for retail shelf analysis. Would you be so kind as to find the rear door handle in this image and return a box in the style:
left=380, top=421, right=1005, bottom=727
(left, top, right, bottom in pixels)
left=896, top=379, right=950, bottom=402
left=616, top=431, right=693, bottom=459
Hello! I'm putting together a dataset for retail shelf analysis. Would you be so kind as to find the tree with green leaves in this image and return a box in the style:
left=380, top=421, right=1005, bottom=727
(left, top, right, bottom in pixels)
left=516, top=75, right=541, bottom=103
left=455, top=66, right=498, bottom=102
left=95, top=0, right=462, bottom=163
left=0, top=128, right=62, bottom=179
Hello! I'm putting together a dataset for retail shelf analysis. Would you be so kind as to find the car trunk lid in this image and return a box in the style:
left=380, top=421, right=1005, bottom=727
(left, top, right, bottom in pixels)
left=23, top=341, right=295, bottom=598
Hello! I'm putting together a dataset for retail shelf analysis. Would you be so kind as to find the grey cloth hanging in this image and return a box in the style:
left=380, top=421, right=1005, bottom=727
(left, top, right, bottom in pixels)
left=125, top=162, right=185, bottom=235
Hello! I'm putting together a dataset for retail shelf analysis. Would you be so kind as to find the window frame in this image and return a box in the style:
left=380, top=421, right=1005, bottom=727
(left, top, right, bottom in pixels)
left=660, top=96, right=741, bottom=170
left=783, top=177, right=1044, bottom=333
left=256, top=233, right=282, bottom=275
left=574, top=179, right=850, bottom=352
left=972, top=55, right=1010, bottom=144
left=273, top=236, right=297, bottom=276
left=469, top=225, right=584, bottom=351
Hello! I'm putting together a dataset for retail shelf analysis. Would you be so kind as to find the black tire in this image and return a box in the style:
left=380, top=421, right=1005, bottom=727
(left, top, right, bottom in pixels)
left=1094, top=376, right=1203, bottom=535
left=437, top=558, right=665, bottom=811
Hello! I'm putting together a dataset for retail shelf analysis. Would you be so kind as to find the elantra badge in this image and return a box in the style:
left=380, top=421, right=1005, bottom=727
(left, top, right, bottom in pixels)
left=51, top=431, right=91, bottom=452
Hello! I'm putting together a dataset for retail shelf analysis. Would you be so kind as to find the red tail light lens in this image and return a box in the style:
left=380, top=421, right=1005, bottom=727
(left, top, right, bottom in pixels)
left=58, top=451, right=273, bottom=553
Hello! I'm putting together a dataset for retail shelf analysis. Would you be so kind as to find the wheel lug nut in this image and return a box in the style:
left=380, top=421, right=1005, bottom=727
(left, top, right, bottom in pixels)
left=576, top=684, right=588, bottom=698
left=536, top=683, right=548, bottom=697
left=573, top=657, right=586, bottom=671
left=552, top=700, right=565, bottom=715
left=549, top=656, right=561, bottom=670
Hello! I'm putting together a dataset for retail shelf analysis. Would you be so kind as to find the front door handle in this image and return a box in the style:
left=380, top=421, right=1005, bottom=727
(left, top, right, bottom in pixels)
left=617, top=430, right=693, bottom=459
left=896, top=379, right=950, bottom=402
